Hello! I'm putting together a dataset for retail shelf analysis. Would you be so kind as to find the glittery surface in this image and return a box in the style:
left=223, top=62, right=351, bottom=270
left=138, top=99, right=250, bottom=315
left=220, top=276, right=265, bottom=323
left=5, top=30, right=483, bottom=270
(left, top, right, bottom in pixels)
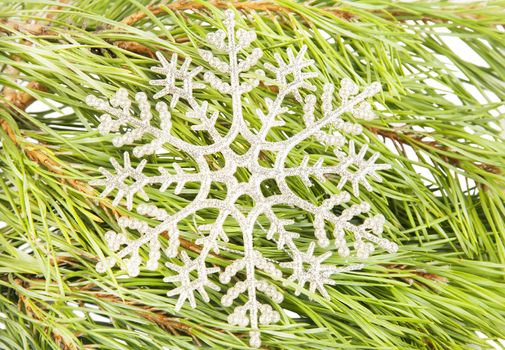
left=87, top=10, right=397, bottom=348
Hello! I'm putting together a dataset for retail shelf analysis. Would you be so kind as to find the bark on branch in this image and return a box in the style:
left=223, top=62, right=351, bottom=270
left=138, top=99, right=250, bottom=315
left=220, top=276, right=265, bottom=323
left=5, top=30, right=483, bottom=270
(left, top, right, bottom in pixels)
left=0, top=82, right=104, bottom=202
left=369, top=127, right=501, bottom=175
left=120, top=0, right=500, bottom=27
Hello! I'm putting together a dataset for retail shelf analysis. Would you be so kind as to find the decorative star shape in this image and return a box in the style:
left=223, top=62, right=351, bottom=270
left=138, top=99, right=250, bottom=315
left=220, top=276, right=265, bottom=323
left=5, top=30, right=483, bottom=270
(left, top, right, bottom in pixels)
left=149, top=52, right=205, bottom=107
left=335, top=141, right=391, bottom=196
left=280, top=242, right=336, bottom=299
left=164, top=251, right=220, bottom=311
left=91, top=152, right=149, bottom=210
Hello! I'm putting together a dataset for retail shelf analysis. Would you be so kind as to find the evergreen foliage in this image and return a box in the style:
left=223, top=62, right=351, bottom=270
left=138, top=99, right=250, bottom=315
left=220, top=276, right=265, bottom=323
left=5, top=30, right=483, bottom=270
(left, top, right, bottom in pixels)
left=0, top=1, right=504, bottom=349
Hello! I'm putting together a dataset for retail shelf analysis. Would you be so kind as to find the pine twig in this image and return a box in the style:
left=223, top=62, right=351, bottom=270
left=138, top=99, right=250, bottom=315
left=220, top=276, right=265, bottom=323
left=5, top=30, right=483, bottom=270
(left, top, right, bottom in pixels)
left=369, top=127, right=501, bottom=174
left=14, top=279, right=78, bottom=350
left=386, top=264, right=449, bottom=288
left=0, top=0, right=64, bottom=35
left=120, top=1, right=286, bottom=26
left=0, top=81, right=206, bottom=254
left=12, top=277, right=192, bottom=347
left=92, top=292, right=192, bottom=334
left=0, top=19, right=56, bottom=35
left=1, top=2, right=504, bottom=348
left=0, top=82, right=107, bottom=202
left=113, top=41, right=156, bottom=58
left=120, top=0, right=503, bottom=27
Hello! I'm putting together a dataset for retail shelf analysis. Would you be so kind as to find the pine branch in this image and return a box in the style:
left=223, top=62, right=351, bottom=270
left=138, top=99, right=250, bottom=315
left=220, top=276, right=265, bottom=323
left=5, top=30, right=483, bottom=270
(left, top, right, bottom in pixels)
left=119, top=0, right=504, bottom=27
left=90, top=292, right=193, bottom=334
left=369, top=127, right=502, bottom=174
left=0, top=19, right=56, bottom=35
left=1, top=0, right=504, bottom=349
left=2, top=7, right=499, bottom=183
left=0, top=84, right=104, bottom=204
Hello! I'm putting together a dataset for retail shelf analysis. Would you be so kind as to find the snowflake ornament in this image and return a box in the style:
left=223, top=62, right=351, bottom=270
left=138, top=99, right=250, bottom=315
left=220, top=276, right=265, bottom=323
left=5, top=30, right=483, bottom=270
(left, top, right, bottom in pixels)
left=87, top=10, right=398, bottom=348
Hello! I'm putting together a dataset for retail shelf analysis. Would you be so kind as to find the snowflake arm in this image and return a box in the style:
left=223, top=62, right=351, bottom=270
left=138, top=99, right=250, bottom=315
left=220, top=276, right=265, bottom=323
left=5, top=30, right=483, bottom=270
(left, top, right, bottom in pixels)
left=95, top=215, right=161, bottom=276
left=91, top=152, right=148, bottom=210
left=335, top=141, right=392, bottom=196
left=164, top=251, right=220, bottom=310
left=149, top=52, right=205, bottom=106
left=163, top=209, right=231, bottom=312
left=265, top=209, right=365, bottom=300
left=264, top=45, right=317, bottom=103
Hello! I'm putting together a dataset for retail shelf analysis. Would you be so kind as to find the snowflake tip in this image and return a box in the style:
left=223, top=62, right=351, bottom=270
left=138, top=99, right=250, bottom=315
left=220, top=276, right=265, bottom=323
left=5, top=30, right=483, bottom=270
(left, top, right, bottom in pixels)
left=384, top=241, right=399, bottom=253
left=249, top=331, right=261, bottom=348
left=85, top=94, right=100, bottom=107
left=96, top=256, right=116, bottom=273
left=339, top=78, right=359, bottom=100
left=363, top=81, right=382, bottom=97
left=109, top=88, right=129, bottom=108
left=224, top=8, right=235, bottom=20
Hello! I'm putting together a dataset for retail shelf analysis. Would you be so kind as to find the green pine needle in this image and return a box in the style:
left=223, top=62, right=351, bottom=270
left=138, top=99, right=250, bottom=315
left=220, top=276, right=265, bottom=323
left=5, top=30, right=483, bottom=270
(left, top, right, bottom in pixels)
left=1, top=1, right=505, bottom=349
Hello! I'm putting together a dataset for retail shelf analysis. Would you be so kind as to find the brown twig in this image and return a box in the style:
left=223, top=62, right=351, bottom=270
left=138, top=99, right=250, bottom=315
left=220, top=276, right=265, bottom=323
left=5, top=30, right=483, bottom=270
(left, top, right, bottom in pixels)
left=0, top=81, right=211, bottom=266
left=92, top=292, right=192, bottom=333
left=113, top=41, right=156, bottom=58
left=119, top=0, right=501, bottom=27
left=12, top=276, right=193, bottom=336
left=14, top=279, right=79, bottom=350
left=0, top=82, right=118, bottom=217
left=2, top=0, right=498, bottom=58
left=1, top=81, right=46, bottom=112
left=1, top=0, right=499, bottom=38
left=1, top=83, right=94, bottom=193
left=13, top=277, right=190, bottom=345
left=0, top=19, right=157, bottom=58
left=0, top=0, right=66, bottom=35
left=1, top=0, right=122, bottom=210
left=0, top=82, right=209, bottom=259
left=0, top=18, right=56, bottom=35
left=369, top=127, right=501, bottom=174
left=0, top=1, right=106, bottom=212
left=386, top=264, right=449, bottom=288
left=120, top=1, right=285, bottom=26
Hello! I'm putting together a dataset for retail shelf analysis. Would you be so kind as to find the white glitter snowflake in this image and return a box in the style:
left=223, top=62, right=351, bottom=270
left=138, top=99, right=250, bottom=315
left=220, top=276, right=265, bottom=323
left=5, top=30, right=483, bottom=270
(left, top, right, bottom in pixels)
left=86, top=10, right=398, bottom=348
